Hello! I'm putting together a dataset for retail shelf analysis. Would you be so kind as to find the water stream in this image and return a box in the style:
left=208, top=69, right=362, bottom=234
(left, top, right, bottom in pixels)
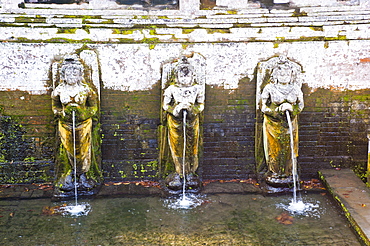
left=178, top=110, right=193, bottom=208
left=285, top=111, right=298, bottom=203
left=182, top=110, right=187, bottom=199
left=72, top=110, right=78, bottom=206
left=62, top=110, right=90, bottom=216
left=286, top=111, right=307, bottom=213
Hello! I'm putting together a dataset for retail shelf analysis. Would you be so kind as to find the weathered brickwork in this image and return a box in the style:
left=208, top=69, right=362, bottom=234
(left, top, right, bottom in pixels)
left=201, top=79, right=256, bottom=180
left=100, top=85, right=161, bottom=181
left=1, top=78, right=370, bottom=183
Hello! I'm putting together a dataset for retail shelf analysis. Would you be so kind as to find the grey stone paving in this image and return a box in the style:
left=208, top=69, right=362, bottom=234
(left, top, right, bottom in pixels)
left=320, top=168, right=370, bottom=246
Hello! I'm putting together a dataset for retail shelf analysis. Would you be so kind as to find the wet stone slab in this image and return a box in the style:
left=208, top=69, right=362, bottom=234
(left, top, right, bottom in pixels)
left=319, top=168, right=370, bottom=245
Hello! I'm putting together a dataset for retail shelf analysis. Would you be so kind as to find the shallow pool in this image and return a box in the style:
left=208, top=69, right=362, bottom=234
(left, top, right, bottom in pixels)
left=0, top=192, right=360, bottom=245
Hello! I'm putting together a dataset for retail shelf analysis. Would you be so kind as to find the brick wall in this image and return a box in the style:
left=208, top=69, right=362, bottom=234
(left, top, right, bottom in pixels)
left=1, top=73, right=370, bottom=183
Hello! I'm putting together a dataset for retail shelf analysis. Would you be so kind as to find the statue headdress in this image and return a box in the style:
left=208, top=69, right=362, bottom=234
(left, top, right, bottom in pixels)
left=176, top=56, right=194, bottom=78
left=60, top=54, right=84, bottom=80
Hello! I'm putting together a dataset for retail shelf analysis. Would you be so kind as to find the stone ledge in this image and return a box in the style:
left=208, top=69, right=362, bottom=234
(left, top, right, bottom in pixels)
left=319, top=168, right=370, bottom=246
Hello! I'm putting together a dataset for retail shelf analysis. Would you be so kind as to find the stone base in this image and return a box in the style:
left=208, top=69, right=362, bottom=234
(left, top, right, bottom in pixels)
left=164, top=173, right=202, bottom=194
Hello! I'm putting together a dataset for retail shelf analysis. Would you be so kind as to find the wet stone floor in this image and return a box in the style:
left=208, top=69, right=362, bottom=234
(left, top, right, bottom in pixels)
left=0, top=192, right=360, bottom=245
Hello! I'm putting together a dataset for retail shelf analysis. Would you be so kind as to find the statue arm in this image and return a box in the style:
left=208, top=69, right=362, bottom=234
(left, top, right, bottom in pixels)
left=86, top=89, right=98, bottom=118
left=191, top=86, right=205, bottom=115
left=261, top=97, right=279, bottom=118
left=292, top=89, right=304, bottom=116
left=51, top=89, right=64, bottom=118
left=261, top=86, right=280, bottom=118
left=163, top=87, right=177, bottom=115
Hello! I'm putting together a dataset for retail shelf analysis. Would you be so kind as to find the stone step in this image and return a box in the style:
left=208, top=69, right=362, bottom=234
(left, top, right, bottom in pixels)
left=319, top=169, right=370, bottom=245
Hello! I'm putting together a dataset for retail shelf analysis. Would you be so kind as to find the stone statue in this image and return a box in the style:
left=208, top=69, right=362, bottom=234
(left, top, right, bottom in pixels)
left=256, top=56, right=304, bottom=187
left=51, top=54, right=101, bottom=196
left=161, top=55, right=205, bottom=191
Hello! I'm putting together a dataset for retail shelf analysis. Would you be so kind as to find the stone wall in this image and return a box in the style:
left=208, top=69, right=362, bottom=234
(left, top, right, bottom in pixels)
left=0, top=3, right=370, bottom=183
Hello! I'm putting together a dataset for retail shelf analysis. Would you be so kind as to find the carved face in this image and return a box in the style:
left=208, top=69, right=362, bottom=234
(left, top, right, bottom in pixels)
left=177, top=67, right=193, bottom=87
left=64, top=66, right=83, bottom=85
left=273, top=66, right=292, bottom=85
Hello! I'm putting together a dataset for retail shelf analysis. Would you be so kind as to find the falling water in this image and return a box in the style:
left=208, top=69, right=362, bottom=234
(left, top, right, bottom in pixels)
left=286, top=111, right=298, bottom=203
left=72, top=110, right=78, bottom=206
left=61, top=110, right=90, bottom=216
left=179, top=110, right=190, bottom=206
left=285, top=110, right=308, bottom=213
left=164, top=110, right=204, bottom=209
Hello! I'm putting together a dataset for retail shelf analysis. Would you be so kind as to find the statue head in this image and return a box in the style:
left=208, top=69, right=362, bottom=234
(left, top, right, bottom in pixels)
left=271, top=62, right=293, bottom=85
left=176, top=56, right=194, bottom=87
left=60, top=54, right=84, bottom=86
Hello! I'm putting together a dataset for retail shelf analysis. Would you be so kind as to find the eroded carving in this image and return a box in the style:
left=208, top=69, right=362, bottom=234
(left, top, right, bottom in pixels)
left=256, top=55, right=304, bottom=187
left=51, top=53, right=101, bottom=197
left=160, top=55, right=205, bottom=192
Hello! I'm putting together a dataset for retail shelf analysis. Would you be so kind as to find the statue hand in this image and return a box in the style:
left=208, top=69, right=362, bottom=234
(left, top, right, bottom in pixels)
left=173, top=105, right=181, bottom=117
left=53, top=109, right=65, bottom=118
left=279, top=103, right=293, bottom=113
left=173, top=103, right=191, bottom=117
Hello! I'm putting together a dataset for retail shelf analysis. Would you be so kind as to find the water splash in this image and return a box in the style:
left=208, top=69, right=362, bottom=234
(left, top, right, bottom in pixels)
left=62, top=202, right=91, bottom=217
left=164, top=193, right=204, bottom=210
left=277, top=197, right=321, bottom=217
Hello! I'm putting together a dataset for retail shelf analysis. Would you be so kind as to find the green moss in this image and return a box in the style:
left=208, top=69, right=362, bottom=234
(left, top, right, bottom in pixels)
left=57, top=28, right=77, bottom=34
left=182, top=29, right=195, bottom=34
left=46, top=38, right=93, bottom=43
left=112, top=29, right=134, bottom=35
left=132, top=24, right=168, bottom=29
left=63, top=15, right=102, bottom=19
left=206, top=28, right=231, bottom=34
left=0, top=116, right=29, bottom=161
left=309, top=26, right=324, bottom=31
left=82, top=26, right=91, bottom=34
left=227, top=10, right=238, bottom=15
left=325, top=35, right=348, bottom=41
left=116, top=38, right=136, bottom=43
left=182, top=43, right=190, bottom=49
left=292, top=10, right=307, bottom=17
left=298, top=36, right=325, bottom=41
left=232, top=23, right=251, bottom=28
left=142, top=37, right=160, bottom=44
left=324, top=41, right=329, bottom=49
left=15, top=16, right=46, bottom=23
